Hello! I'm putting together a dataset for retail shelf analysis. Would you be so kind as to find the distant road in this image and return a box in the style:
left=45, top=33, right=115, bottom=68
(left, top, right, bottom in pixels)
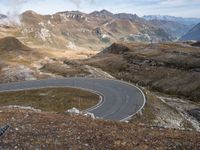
left=0, top=78, right=146, bottom=121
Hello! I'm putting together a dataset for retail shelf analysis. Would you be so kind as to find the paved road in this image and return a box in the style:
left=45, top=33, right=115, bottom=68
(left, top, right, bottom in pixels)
left=0, top=78, right=146, bottom=121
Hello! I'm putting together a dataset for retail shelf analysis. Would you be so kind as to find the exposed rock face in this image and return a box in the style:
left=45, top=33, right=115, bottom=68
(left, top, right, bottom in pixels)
left=17, top=10, right=172, bottom=50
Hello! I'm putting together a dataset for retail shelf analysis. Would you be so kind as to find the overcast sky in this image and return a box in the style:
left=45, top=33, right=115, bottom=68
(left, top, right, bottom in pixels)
left=0, top=0, right=200, bottom=18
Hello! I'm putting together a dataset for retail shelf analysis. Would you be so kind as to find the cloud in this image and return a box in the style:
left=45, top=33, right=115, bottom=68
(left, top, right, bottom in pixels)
left=0, top=0, right=199, bottom=18
left=2, top=0, right=28, bottom=10
left=65, top=0, right=95, bottom=8
left=0, top=0, right=29, bottom=25
left=2, top=0, right=28, bottom=5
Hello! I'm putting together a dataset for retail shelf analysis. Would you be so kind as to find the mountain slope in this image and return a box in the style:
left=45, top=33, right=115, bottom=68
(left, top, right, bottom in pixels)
left=148, top=19, right=190, bottom=39
left=142, top=15, right=200, bottom=39
left=0, top=37, right=32, bottom=52
left=86, top=42, right=200, bottom=102
left=17, top=10, right=172, bottom=50
left=143, top=15, right=200, bottom=26
left=1, top=108, right=200, bottom=149
left=180, top=23, right=200, bottom=41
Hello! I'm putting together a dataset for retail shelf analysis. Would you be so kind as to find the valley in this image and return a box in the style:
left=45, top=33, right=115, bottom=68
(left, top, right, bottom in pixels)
left=0, top=7, right=199, bottom=149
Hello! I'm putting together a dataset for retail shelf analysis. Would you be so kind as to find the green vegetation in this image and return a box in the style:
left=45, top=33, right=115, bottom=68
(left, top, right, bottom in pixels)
left=0, top=88, right=99, bottom=112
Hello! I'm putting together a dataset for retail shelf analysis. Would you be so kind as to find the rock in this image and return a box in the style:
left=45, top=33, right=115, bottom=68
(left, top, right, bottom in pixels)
left=84, top=112, right=95, bottom=119
left=67, top=107, right=80, bottom=114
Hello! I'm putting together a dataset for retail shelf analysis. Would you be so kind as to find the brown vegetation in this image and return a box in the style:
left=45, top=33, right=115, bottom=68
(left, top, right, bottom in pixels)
left=0, top=108, right=199, bottom=149
left=85, top=42, right=200, bottom=102
left=0, top=88, right=99, bottom=112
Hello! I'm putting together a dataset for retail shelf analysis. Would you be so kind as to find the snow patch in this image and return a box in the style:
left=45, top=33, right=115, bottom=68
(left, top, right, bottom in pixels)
left=67, top=41, right=77, bottom=49
left=102, top=34, right=109, bottom=38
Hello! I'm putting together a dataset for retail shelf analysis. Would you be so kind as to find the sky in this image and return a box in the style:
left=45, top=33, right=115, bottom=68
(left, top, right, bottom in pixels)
left=0, top=0, right=200, bottom=18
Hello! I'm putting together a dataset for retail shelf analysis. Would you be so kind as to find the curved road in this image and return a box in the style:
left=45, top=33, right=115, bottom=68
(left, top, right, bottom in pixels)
left=0, top=78, right=146, bottom=121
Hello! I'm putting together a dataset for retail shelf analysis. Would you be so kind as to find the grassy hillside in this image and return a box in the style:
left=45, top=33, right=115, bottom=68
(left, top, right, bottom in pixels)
left=0, top=37, right=32, bottom=52
left=85, top=42, right=200, bottom=102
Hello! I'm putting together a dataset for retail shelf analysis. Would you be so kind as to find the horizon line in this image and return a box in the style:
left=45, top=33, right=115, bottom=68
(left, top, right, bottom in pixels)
left=2, top=9, right=200, bottom=19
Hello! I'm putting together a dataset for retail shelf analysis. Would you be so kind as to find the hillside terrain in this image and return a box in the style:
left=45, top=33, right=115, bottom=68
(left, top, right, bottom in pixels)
left=83, top=42, right=200, bottom=131
left=85, top=42, right=200, bottom=102
left=0, top=36, right=101, bottom=83
left=0, top=11, right=199, bottom=50
left=180, top=23, right=200, bottom=41
left=147, top=20, right=190, bottom=39
left=0, top=36, right=32, bottom=52
left=18, top=10, right=172, bottom=50
left=0, top=10, right=177, bottom=51
left=0, top=108, right=199, bottom=149
left=143, top=15, right=200, bottom=26
left=0, top=9, right=199, bottom=149
left=143, top=15, right=200, bottom=39
left=0, top=36, right=199, bottom=131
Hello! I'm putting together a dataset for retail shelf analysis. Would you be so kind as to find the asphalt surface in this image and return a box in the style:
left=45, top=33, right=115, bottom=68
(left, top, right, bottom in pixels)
left=0, top=78, right=146, bottom=121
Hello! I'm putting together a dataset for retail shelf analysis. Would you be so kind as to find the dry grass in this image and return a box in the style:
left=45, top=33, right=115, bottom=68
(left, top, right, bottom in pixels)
left=85, top=42, right=200, bottom=102
left=0, top=88, right=99, bottom=112
left=0, top=108, right=199, bottom=149
left=41, top=62, right=90, bottom=77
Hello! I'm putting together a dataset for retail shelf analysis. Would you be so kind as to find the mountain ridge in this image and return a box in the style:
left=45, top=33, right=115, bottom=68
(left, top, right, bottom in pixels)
left=15, top=10, right=172, bottom=50
left=1, top=10, right=198, bottom=50
left=180, top=23, right=200, bottom=41
left=143, top=15, right=200, bottom=26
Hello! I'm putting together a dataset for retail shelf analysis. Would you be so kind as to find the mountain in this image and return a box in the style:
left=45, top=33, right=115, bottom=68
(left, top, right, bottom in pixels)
left=148, top=19, right=190, bottom=39
left=143, top=15, right=200, bottom=26
left=89, top=9, right=114, bottom=18
left=90, top=10, right=142, bottom=21
left=180, top=23, right=200, bottom=41
left=142, top=15, right=200, bottom=39
left=16, top=10, right=172, bottom=50
left=114, top=13, right=142, bottom=22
